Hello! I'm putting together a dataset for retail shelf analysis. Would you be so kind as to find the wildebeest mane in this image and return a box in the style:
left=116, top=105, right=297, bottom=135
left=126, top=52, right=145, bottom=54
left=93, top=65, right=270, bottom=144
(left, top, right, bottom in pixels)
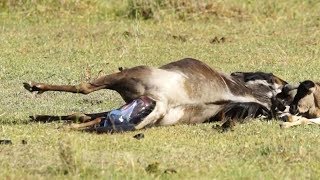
left=231, top=71, right=288, bottom=85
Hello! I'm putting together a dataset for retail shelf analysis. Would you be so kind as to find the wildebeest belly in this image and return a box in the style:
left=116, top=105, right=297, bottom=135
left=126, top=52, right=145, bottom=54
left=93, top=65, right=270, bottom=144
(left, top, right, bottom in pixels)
left=157, top=103, right=223, bottom=126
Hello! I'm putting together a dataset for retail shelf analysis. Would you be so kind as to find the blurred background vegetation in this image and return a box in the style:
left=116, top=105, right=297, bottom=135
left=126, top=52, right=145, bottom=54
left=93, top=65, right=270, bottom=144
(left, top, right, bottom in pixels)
left=0, top=0, right=319, bottom=22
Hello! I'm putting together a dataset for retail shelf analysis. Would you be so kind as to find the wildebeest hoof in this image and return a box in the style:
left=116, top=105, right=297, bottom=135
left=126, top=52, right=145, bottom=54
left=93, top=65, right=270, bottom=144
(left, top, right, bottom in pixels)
left=29, top=115, right=37, bottom=121
left=29, top=115, right=60, bottom=123
left=23, top=82, right=44, bottom=94
left=29, top=115, right=45, bottom=122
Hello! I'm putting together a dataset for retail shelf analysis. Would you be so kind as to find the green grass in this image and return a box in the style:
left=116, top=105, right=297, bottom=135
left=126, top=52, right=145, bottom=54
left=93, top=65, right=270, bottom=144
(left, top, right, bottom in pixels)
left=1, top=0, right=320, bottom=179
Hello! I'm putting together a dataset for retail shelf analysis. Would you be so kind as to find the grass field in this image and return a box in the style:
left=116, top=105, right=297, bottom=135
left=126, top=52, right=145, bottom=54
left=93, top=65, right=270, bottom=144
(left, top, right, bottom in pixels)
left=1, top=0, right=320, bottom=179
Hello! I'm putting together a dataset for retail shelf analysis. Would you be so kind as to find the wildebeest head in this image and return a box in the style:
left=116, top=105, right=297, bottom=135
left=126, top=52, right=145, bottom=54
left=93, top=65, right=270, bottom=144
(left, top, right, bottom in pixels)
left=289, top=80, right=317, bottom=116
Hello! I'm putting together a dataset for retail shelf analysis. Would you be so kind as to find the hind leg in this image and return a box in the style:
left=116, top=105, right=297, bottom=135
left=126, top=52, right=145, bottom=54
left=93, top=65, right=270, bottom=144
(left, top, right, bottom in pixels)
left=23, top=71, right=124, bottom=94
left=23, top=80, right=105, bottom=95
left=30, top=111, right=109, bottom=123
left=69, top=118, right=102, bottom=130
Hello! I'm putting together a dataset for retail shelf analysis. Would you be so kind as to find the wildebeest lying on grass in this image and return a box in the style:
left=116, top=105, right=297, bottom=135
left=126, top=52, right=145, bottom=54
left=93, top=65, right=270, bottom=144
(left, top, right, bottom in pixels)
left=280, top=80, right=320, bottom=128
left=23, top=58, right=290, bottom=132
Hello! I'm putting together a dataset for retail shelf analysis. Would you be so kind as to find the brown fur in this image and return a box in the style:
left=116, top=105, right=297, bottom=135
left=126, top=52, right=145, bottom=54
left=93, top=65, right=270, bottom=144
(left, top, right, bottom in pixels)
left=24, top=58, right=272, bottom=132
left=281, top=81, right=320, bottom=128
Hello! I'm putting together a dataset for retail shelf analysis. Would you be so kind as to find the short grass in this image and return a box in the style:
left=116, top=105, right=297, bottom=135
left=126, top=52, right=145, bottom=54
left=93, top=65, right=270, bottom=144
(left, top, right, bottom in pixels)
left=1, top=0, right=320, bottom=179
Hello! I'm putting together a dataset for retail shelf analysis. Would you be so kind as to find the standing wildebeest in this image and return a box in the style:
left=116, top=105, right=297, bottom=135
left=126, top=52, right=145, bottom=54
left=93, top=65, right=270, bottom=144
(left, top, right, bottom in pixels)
left=24, top=58, right=273, bottom=132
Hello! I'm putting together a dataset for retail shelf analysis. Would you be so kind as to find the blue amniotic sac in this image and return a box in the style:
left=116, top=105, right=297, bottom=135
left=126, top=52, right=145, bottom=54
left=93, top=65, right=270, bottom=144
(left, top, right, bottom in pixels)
left=99, top=96, right=156, bottom=128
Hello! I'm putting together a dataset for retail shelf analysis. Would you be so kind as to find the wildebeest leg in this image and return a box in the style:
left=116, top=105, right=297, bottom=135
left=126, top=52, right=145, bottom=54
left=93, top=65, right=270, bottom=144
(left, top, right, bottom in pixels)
left=69, top=118, right=102, bottom=130
left=280, top=115, right=320, bottom=128
left=23, top=72, right=123, bottom=94
left=23, top=81, right=105, bottom=95
left=30, top=111, right=109, bottom=123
